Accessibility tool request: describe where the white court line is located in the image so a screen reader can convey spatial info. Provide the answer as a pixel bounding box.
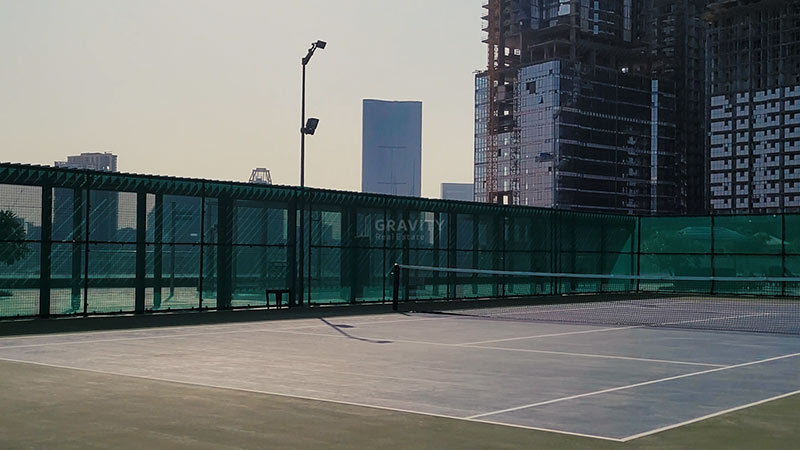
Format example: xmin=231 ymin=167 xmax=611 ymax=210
xmin=0 ymin=313 xmax=447 ymax=341
xmin=260 ymin=329 xmax=722 ymax=368
xmin=483 ymin=305 xmax=630 ymax=316
xmin=0 ymin=356 xmax=625 ymax=443
xmin=458 ymin=326 xmax=639 ymax=346
xmin=0 ymin=316 xmax=451 ymax=350
xmin=481 ymin=299 xmax=707 ymax=317
xmin=466 ymin=352 xmax=800 ymax=420
xmin=459 ymin=311 xmax=787 ymax=346
xmin=0 ymin=321 xmax=245 ymax=341
xmin=662 ymin=313 xmax=774 ymax=326
xmin=0 ymin=313 xmax=759 ymax=368
xmin=0 ymin=322 xmax=727 ymax=368
xmin=462 ymin=345 xmax=725 ymax=368
xmin=276 ymin=315 xmax=451 ymax=330
xmin=620 ymin=389 xmax=800 ymax=442
xmin=2 ymin=326 xmax=795 ymax=441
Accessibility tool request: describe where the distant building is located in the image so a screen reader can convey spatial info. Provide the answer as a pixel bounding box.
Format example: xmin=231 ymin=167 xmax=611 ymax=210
xmin=476 ymin=1 xmax=684 ymax=215
xmin=441 ymin=183 xmax=473 ymax=202
xmin=55 ymin=152 xmax=118 ymax=172
xmin=476 ymin=63 xmax=678 ymax=214
xmin=362 ymin=99 xmax=422 ymax=197
xmin=145 ymin=196 xmax=202 ymax=244
xmin=706 ymin=0 xmax=800 ymax=213
xmin=24 ymin=221 xmax=42 ymax=241
xmin=650 ymin=0 xmax=710 ymax=214
xmin=53 ymin=152 xmax=119 ymax=242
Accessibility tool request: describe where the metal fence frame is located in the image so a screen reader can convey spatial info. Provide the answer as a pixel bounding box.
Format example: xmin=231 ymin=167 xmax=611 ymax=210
xmin=2 ymin=162 xmax=795 ymax=320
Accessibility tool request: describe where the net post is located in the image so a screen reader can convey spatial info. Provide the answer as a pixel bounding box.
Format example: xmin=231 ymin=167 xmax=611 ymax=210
xmin=392 ymin=263 xmax=401 ymax=311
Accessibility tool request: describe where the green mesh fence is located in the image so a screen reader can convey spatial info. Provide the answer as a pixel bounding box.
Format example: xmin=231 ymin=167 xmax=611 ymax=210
xmin=393 ymin=266 xmax=800 ymax=334
xmin=0 ymin=162 xmax=797 ymax=319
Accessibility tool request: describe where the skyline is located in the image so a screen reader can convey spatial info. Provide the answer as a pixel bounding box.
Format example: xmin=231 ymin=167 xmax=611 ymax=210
xmin=0 ymin=0 xmax=484 ymax=199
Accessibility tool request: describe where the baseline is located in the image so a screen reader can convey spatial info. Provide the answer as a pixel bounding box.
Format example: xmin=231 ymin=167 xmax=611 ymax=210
xmin=466 ymin=352 xmax=800 ymax=420
xmin=0 ymin=357 xmax=625 ymax=443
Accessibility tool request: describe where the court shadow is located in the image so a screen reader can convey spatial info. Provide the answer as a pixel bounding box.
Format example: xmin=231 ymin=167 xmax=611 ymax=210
xmin=319 ymin=318 xmax=393 ymax=344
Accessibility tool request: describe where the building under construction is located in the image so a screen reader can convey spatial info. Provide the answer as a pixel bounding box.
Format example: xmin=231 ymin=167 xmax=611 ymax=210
xmin=649 ymin=1 xmax=710 ymax=214
xmin=474 ymin=1 xmax=688 ymax=214
xmin=706 ymin=0 xmax=800 ymax=213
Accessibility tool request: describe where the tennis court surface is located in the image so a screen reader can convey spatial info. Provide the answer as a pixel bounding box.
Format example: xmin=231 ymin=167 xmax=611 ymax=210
xmin=1 ymin=310 xmax=798 ymax=444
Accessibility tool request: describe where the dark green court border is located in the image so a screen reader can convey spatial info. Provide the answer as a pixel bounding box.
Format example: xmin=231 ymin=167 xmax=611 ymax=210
xmin=0 ymin=359 xmax=797 ymax=450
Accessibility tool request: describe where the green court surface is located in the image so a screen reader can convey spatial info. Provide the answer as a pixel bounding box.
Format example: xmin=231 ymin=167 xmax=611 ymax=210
xmin=0 ymin=359 xmax=798 ymax=450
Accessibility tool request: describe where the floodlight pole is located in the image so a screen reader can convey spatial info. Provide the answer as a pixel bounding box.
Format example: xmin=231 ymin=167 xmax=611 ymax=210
xmin=298 ymin=40 xmax=325 ymax=307
xmin=298 ymin=56 xmax=307 ymax=308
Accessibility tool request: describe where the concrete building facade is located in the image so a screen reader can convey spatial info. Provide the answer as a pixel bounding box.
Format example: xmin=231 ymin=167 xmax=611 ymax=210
xmin=706 ymin=0 xmax=800 ymax=213
xmin=55 ymin=152 xmax=118 ymax=173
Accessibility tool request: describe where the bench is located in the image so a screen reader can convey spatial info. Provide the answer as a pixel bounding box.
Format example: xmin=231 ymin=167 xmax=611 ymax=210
xmin=265 ymin=289 xmax=291 ymax=309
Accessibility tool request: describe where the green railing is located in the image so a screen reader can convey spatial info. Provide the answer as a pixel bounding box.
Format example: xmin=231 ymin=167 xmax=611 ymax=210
xmin=0 ymin=162 xmax=796 ymax=319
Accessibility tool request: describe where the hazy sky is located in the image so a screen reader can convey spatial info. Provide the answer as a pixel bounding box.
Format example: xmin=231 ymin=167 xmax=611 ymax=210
xmin=0 ymin=0 xmax=484 ymax=198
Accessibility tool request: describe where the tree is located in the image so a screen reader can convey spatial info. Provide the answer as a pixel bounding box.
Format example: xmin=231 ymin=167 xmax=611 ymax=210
xmin=0 ymin=210 xmax=29 ymax=266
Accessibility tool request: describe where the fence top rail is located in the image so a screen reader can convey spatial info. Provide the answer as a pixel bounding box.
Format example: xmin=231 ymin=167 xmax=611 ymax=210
xmin=0 ymin=162 xmax=639 ymax=219
xmin=396 ymin=264 xmax=800 ymax=284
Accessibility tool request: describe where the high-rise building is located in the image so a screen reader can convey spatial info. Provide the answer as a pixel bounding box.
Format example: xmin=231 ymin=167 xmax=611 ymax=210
xmin=706 ymin=0 xmax=800 ymax=213
xmin=53 ymin=152 xmax=119 ymax=242
xmin=441 ymin=183 xmax=474 ymax=202
xmin=475 ymin=1 xmax=684 ymax=215
xmin=649 ymin=0 xmax=710 ymax=214
xmin=362 ymin=99 xmax=422 ymax=197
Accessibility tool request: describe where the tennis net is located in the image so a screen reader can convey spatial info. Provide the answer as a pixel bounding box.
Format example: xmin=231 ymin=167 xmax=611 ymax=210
xmin=390 ymin=264 xmax=800 ymax=335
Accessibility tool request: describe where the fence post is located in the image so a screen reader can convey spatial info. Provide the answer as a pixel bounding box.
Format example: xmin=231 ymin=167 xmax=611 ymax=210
xmin=134 ymin=190 xmax=147 ymax=314
xmin=392 ymin=263 xmax=400 ymax=311
xmin=153 ymin=193 xmax=163 ymax=310
xmin=82 ymin=181 xmax=90 ymax=316
xmin=199 ymin=185 xmax=206 ymax=309
xmin=345 ymin=206 xmax=359 ymax=303
xmin=287 ymin=197 xmax=297 ymax=307
xmin=447 ymin=212 xmax=457 ymax=299
xmin=39 ymin=185 xmax=52 ymax=318
xmin=69 ymin=187 xmax=83 ymax=313
xmin=217 ymin=194 xmax=233 ymax=309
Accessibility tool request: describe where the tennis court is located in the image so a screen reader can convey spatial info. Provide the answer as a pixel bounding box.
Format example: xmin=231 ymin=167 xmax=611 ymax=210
xmin=1 ymin=307 xmax=798 ymax=443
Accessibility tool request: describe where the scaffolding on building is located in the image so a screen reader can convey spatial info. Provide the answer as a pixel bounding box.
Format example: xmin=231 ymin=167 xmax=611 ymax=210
xmin=475 ymin=1 xmax=686 ymax=214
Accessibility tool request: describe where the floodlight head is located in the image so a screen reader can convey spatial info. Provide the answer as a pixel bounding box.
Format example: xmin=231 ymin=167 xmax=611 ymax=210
xmin=302 ymin=40 xmax=327 ymax=65
xmin=303 ymin=118 xmax=320 ymax=135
